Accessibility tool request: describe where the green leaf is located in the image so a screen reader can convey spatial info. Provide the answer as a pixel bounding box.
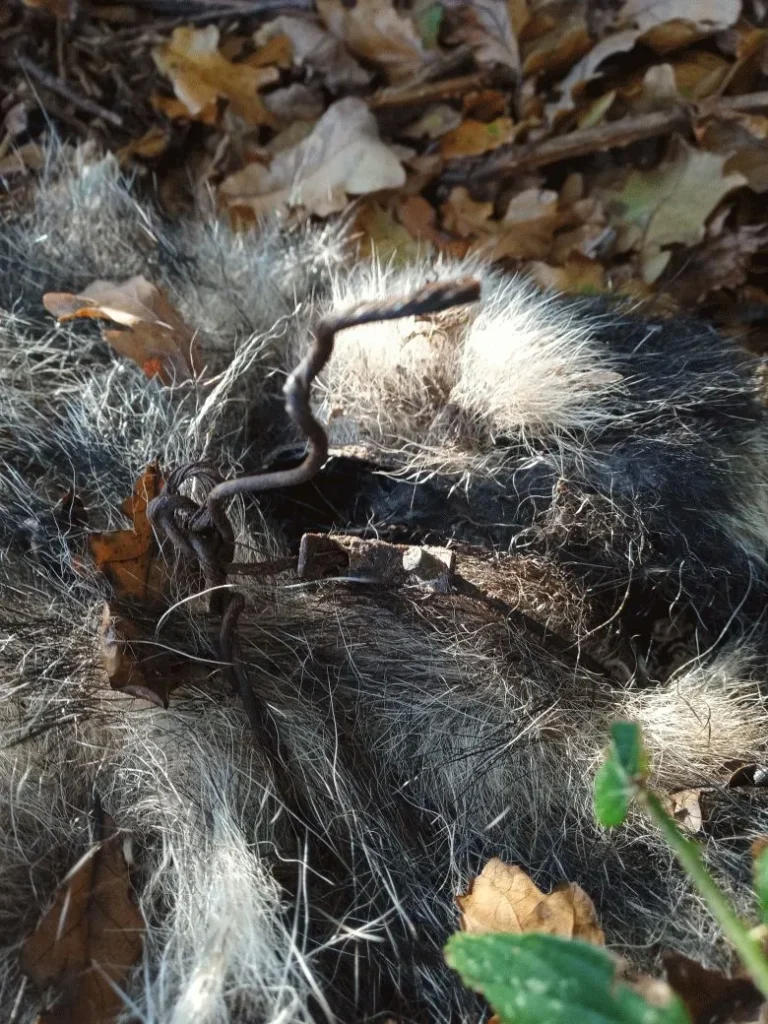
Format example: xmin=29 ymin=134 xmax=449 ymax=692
xmin=445 ymin=933 xmax=691 ymax=1024
xmin=610 ymin=722 xmax=646 ymax=778
xmin=594 ymin=758 xmax=632 ymax=828
xmin=594 ymin=722 xmax=649 ymax=828
xmin=416 ymin=2 xmax=444 ymax=48
xmin=755 ymin=847 xmax=768 ymax=924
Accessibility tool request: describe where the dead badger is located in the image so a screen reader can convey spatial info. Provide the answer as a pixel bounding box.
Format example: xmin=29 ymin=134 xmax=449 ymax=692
xmin=1 ymin=150 xmax=768 ymax=1024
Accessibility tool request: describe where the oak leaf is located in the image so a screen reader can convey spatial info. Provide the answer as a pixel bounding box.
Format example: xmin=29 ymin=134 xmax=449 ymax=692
xmin=88 ymin=464 xmax=170 ymax=604
xmin=153 ymin=26 xmax=277 ymax=125
xmin=99 ymin=602 xmax=186 ymax=707
xmin=356 ymin=202 xmax=427 ymax=264
xmin=317 ymin=0 xmax=431 ymax=83
xmin=220 ymin=97 xmax=407 ymax=218
xmin=44 ymin=276 xmax=199 ymax=384
xmin=596 ymin=136 xmax=746 ymax=282
xmin=255 ymin=15 xmax=371 ymax=92
xmin=443 ymin=0 xmax=522 ymax=74
xmin=457 ymin=858 xmax=605 ymax=944
xmin=440 ymin=117 xmax=516 ymax=158
xmin=151 ymin=91 xmax=218 ymax=124
xmin=22 ymin=810 xmax=144 ymax=1024
xmin=116 ymin=125 xmax=171 ymax=165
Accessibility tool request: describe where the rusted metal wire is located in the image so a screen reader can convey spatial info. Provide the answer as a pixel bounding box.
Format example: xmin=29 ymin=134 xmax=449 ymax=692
xmin=147 ymin=276 xmax=481 ymax=761
xmin=149 ymin=277 xmax=481 ymax=566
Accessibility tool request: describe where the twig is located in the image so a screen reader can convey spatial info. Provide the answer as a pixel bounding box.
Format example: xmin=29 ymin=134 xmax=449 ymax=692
xmin=442 ymin=90 xmax=768 ymax=184
xmin=17 ymin=55 xmax=123 ymax=128
xmin=105 ymin=0 xmax=313 ymax=36
xmin=370 ymin=71 xmax=490 ymax=110
xmin=442 ymin=108 xmax=689 ymax=183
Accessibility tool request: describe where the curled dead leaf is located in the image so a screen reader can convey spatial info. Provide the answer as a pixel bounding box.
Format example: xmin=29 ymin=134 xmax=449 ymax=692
xmin=457 ymin=857 xmax=605 ymax=944
xmin=44 ymin=275 xmax=200 ymax=384
xmin=22 ymin=808 xmax=144 ymax=1024
xmin=88 ymin=464 xmax=170 ymax=604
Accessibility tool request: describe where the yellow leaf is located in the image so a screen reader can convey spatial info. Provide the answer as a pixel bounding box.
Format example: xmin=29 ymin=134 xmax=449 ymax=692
xmin=440 ymin=117 xmax=515 ymax=158
xmin=244 ymin=32 xmax=293 ymax=69
xmin=153 ymin=25 xmax=277 ymax=125
xmin=457 ymin=858 xmax=605 ymax=944
xmin=22 ymin=810 xmax=144 ymax=1024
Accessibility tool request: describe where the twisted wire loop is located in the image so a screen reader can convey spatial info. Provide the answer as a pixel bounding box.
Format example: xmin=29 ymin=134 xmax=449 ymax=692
xmin=146 ymin=277 xmax=481 ymax=756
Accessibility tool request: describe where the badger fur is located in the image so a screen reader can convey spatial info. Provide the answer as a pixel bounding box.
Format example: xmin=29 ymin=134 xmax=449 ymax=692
xmin=1 ymin=148 xmax=767 ymax=1024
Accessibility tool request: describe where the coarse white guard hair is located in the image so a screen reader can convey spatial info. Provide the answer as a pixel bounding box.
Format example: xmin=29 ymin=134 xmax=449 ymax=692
xmin=0 ymin=148 xmax=767 ymax=1023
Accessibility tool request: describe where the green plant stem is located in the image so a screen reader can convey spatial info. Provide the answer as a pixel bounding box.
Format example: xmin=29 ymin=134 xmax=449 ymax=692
xmin=642 ymin=791 xmax=768 ymax=1000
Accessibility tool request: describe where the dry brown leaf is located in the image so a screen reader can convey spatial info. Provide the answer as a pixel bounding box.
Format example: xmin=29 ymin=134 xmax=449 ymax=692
xmin=663 ymin=952 xmax=764 ymax=1024
xmin=660 ymin=225 xmax=768 ymax=304
xmin=662 ymin=789 xmax=703 ymax=834
xmin=457 ymin=858 xmax=605 ymax=943
xmin=44 ymin=276 xmax=199 ymax=384
xmin=440 ymin=117 xmax=516 ymax=158
xmin=317 ymin=0 xmax=431 ymax=83
xmin=0 ymin=141 xmax=45 ymax=177
xmin=440 ymin=186 xmax=494 ymax=238
xmin=549 ymin=29 xmax=640 ymax=119
xmin=356 ymin=202 xmax=428 ymax=263
xmin=619 ymin=0 xmax=740 ymax=35
xmin=117 ymin=125 xmax=171 ymax=165
xmin=244 ymin=33 xmax=293 ymax=69
xmin=264 ymin=84 xmax=325 ymax=123
xmin=21 ymin=0 xmax=69 ymax=16
xmin=529 ymin=256 xmax=607 ymax=293
xmin=220 ymin=97 xmax=407 ymax=218
xmin=522 ymin=12 xmax=591 ymax=77
xmin=153 ymin=26 xmax=277 ymax=125
xmin=397 ymin=195 xmax=469 ymax=256
xmin=595 ymin=136 xmax=746 ymax=282
xmin=699 ymin=116 xmax=768 ymax=194
xmin=443 ymin=0 xmax=521 ymax=74
xmin=22 ymin=810 xmax=144 ymax=1024
xmin=99 ymin=603 xmax=183 ymax=707
xmin=88 ymin=464 xmax=170 ymax=604
xmin=151 ymin=92 xmax=219 ymax=124
xmin=254 ymin=16 xmax=371 ymax=92
xmin=403 ymin=104 xmax=463 ymax=140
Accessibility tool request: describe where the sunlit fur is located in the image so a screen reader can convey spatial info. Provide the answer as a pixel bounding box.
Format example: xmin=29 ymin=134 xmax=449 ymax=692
xmin=0 ymin=150 xmax=767 ymax=1023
